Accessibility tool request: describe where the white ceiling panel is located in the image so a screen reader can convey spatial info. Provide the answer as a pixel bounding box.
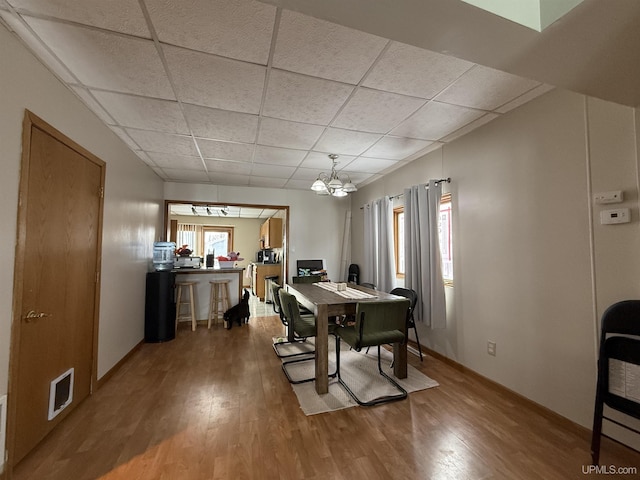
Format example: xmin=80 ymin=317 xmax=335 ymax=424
xmin=435 ymin=64 xmax=541 ymax=110
xmin=254 ymin=145 xmax=306 ymax=166
xmin=257 ymin=117 xmax=325 ymax=150
xmin=10 ymin=0 xmax=151 ymax=37
xmin=3 ymin=0 xmax=569 ymax=192
xmin=145 ymin=0 xmax=276 ymax=64
xmin=164 ymin=45 xmax=266 ymax=113
xmin=196 ymin=139 xmax=254 ymax=162
xmin=363 ymin=41 xmax=474 ymax=99
xmin=147 ymin=152 xmax=204 ymax=170
xmin=263 ymin=69 xmax=354 ymax=124
xmin=93 ymin=91 xmax=188 ymax=134
xmin=364 ymin=136 xmax=433 ymax=160
xmin=184 ymin=104 xmax=259 ymax=143
xmin=315 ymin=128 xmax=382 ymax=156
xmin=392 ymin=101 xmax=486 ymax=141
xmin=273 ymin=9 xmax=387 ymax=84
xmin=332 ymin=88 xmax=425 ymax=134
xmin=23 ymin=17 xmax=174 ymax=98
xmin=127 ymin=130 xmax=198 ymax=156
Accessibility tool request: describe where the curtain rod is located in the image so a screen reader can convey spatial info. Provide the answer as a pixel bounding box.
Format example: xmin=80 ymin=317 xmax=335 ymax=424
xmin=360 ymin=178 xmax=452 ymax=207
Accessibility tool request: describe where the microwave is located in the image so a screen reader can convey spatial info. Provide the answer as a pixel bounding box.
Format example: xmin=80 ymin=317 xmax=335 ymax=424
xmin=257 ymin=249 xmax=277 ymax=263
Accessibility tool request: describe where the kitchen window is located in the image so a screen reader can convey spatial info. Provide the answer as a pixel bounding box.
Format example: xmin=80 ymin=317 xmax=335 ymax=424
xmin=202 ymin=227 xmax=234 ymax=258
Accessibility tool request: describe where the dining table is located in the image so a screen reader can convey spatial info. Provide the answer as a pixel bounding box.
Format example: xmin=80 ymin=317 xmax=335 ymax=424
xmin=286 ymin=282 xmax=409 ymax=394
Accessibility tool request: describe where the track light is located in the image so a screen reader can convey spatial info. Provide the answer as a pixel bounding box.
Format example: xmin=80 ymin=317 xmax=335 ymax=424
xmin=191 ymin=206 xmax=198 ymax=215
xmin=206 ymin=207 xmax=213 ymax=215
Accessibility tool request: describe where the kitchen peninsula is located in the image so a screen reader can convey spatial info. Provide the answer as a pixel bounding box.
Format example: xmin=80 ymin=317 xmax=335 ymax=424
xmin=174 ymin=266 xmax=244 ymax=324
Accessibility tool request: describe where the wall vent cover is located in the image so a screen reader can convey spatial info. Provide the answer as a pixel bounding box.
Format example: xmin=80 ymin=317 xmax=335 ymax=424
xmin=48 ymin=368 xmax=74 ymax=421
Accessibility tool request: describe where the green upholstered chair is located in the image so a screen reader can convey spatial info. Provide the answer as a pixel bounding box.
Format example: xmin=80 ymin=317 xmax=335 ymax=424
xmin=278 ymin=289 xmax=338 ymax=384
xmin=336 ymin=299 xmax=410 ymax=406
xmin=272 ymin=283 xmax=315 ymax=359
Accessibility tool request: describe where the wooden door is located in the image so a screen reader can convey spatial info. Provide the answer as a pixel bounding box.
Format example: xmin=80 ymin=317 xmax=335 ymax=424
xmin=8 ymin=112 xmax=104 ymax=465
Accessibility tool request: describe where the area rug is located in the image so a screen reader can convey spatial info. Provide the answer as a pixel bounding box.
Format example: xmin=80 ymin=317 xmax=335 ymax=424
xmin=274 ymin=338 xmax=439 ymax=415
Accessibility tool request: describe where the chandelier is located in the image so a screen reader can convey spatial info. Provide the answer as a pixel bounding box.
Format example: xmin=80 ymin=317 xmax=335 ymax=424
xmin=310 ymin=154 xmax=357 ymax=197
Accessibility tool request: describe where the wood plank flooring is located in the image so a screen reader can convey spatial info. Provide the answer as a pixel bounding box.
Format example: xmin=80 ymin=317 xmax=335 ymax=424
xmin=11 ymin=311 xmax=640 ymax=480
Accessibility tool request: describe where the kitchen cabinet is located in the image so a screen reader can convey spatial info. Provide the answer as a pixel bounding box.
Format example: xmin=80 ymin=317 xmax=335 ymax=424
xmin=251 ymin=263 xmax=281 ymax=301
xmin=260 ymin=217 xmax=283 ymax=249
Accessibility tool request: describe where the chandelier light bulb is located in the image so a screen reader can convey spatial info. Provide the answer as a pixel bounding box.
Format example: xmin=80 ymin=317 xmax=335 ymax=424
xmin=309 ymin=154 xmax=357 ymax=197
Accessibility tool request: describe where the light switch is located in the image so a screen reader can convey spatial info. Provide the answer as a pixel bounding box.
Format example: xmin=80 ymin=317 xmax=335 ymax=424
xmin=600 ymin=208 xmax=630 ymax=225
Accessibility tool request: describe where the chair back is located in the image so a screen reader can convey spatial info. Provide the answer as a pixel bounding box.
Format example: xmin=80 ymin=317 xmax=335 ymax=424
xmin=390 ymin=288 xmax=418 ymax=324
xmin=292 ymin=275 xmax=322 ymax=284
xmin=360 ymin=282 xmax=376 ymax=290
xmin=279 ymin=289 xmax=303 ymax=328
xmin=352 ymin=300 xmax=409 ymax=349
xmin=272 ymin=282 xmax=285 ymax=322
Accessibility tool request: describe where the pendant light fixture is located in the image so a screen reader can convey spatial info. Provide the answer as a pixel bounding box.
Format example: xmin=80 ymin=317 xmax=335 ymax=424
xmin=310 ymin=154 xmax=357 ymax=197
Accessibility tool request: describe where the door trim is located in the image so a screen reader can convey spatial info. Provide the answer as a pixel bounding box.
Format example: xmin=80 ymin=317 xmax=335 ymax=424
xmin=6 ymin=110 xmax=105 ymax=472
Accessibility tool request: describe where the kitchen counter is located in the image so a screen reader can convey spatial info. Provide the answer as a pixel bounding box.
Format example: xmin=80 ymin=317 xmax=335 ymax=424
xmin=174 ymin=267 xmax=245 ymax=324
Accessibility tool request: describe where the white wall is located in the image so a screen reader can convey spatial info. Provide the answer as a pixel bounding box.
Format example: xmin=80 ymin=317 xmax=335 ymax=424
xmin=164 ymin=183 xmax=350 ymax=282
xmin=0 ymin=24 xmax=165 ymax=388
xmin=351 ymin=88 xmax=640 ymax=433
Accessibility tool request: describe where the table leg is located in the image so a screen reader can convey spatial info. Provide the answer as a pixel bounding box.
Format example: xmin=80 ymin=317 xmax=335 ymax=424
xmin=393 ymin=341 xmax=408 ymax=379
xmin=315 ymin=303 xmax=329 ymax=394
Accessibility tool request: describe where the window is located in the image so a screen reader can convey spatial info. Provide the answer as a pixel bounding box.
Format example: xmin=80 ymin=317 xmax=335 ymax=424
xmin=202 ymin=227 xmax=234 ymax=258
xmin=393 ymin=193 xmax=453 ymax=285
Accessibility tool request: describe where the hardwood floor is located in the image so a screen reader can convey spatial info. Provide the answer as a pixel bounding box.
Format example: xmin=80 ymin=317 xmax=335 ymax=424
xmin=12 ymin=312 xmax=640 ymax=480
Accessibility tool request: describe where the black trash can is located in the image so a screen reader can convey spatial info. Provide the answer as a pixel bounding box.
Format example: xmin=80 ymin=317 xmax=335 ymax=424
xmin=145 ymin=270 xmax=176 ymax=342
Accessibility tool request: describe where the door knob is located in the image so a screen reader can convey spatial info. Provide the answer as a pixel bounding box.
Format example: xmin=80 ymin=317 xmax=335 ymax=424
xmin=23 ymin=310 xmax=52 ymax=322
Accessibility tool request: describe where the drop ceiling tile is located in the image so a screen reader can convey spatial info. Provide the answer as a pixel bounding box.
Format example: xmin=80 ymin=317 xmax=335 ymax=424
xmin=291 ymin=167 xmax=324 ymax=181
xmin=254 ymin=146 xmax=307 ymax=166
xmin=133 ymin=150 xmax=153 ymax=164
xmin=495 ymin=84 xmax=555 ymax=113
xmin=151 ymin=167 xmax=168 ymax=179
xmin=0 ymin=11 xmax=76 ymax=83
xmin=273 ymin=9 xmax=387 ymax=84
xmin=314 ymin=128 xmax=382 ymax=156
xmin=363 ymin=42 xmax=474 ymax=99
xmin=339 ymin=157 xmax=398 ymax=174
xmin=251 ymin=163 xmax=296 ymax=178
xmin=250 ymin=177 xmax=288 ymax=188
xmin=364 ymin=136 xmax=433 ymax=160
xmin=435 ymin=64 xmax=541 ymax=110
xmin=10 ymin=0 xmax=151 ymax=37
xmin=146 ymin=152 xmax=203 ymax=170
xmin=208 ymin=172 xmax=251 ymax=186
xmin=145 ymin=0 xmax=275 ymax=64
xmin=257 ymin=117 xmax=325 ymax=150
xmin=284 ymin=178 xmax=313 ymax=190
xmin=164 ymin=45 xmax=265 ymax=114
xmin=109 ymin=126 xmax=140 ymax=150
xmin=23 ymin=17 xmax=174 ymax=98
xmin=391 ymin=101 xmax=485 ymax=141
xmin=440 ymin=113 xmax=500 ymax=143
xmin=263 ymin=69 xmax=354 ymax=124
xmin=162 ymin=168 xmax=210 ymax=182
xmin=71 ymin=87 xmax=116 ymax=124
xmin=92 ymin=91 xmax=188 ymax=133
xmin=127 ymin=129 xmax=198 ymax=156
xmin=333 ymin=88 xmax=425 ymax=134
xmin=205 ymin=159 xmax=253 ymax=175
xmin=196 ymin=138 xmax=254 ymax=162
xmin=299 ymin=151 xmax=355 ymax=170
xmin=333 ymin=170 xmax=376 ymax=185
xmin=184 ymin=104 xmax=258 ymax=143
xmin=0 ymin=1 xmax=9 ymax=9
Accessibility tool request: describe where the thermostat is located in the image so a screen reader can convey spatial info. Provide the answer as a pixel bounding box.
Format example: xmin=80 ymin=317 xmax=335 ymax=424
xmin=600 ymin=208 xmax=630 ymax=225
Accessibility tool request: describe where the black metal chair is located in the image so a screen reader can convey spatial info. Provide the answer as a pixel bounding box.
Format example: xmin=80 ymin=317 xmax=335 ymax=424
xmin=348 ymin=264 xmax=360 ymax=284
xmin=272 ymin=283 xmax=314 ymax=359
xmin=360 ymin=282 xmax=376 ymax=290
xmin=335 ymin=299 xmax=410 ymax=406
xmin=591 ymin=300 xmax=640 ymax=465
xmin=390 ymin=288 xmax=423 ymax=361
xmin=278 ymin=289 xmax=338 ymax=384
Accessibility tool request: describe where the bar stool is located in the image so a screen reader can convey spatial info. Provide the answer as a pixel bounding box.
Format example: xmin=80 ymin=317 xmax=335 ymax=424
xmin=175 ymin=281 xmax=198 ymax=332
xmin=208 ymin=280 xmax=231 ymax=328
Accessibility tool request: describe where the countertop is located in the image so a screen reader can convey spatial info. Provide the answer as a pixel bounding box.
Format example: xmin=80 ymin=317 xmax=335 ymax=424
xmin=172 ymin=267 xmax=245 ymax=274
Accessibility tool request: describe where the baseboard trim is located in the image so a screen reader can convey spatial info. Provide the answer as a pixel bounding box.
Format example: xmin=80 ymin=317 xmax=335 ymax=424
xmin=422 ymin=345 xmax=592 ymax=441
xmin=96 ymin=340 xmax=144 ymax=390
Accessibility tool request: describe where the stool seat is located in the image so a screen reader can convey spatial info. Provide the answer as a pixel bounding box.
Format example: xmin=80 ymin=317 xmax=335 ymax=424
xmin=175 ymin=281 xmax=198 ymax=332
xmin=208 ymin=280 xmax=231 ymax=328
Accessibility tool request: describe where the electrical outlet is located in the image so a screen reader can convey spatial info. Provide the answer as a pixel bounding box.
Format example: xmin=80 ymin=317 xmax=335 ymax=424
xmin=594 ymin=190 xmax=623 ymax=204
xmin=487 ymin=341 xmax=496 ymax=356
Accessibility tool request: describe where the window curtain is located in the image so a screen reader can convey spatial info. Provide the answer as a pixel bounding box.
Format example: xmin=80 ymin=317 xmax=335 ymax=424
xmin=404 ymin=182 xmax=446 ymax=328
xmin=363 ymin=197 xmax=395 ymax=293
xmin=176 ymin=224 xmax=202 ymax=256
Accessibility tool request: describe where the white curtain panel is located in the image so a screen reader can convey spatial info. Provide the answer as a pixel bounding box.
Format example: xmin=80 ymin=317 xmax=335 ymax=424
xmin=363 ymin=197 xmax=395 ymax=292
xmin=404 ymin=182 xmax=446 ymax=328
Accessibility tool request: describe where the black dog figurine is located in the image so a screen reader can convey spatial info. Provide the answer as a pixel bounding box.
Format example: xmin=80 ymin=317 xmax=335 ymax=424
xmin=224 ymin=289 xmax=250 ymax=329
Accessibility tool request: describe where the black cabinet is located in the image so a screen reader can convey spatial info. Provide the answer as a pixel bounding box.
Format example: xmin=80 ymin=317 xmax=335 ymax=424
xmin=145 ymin=271 xmax=176 ymax=342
